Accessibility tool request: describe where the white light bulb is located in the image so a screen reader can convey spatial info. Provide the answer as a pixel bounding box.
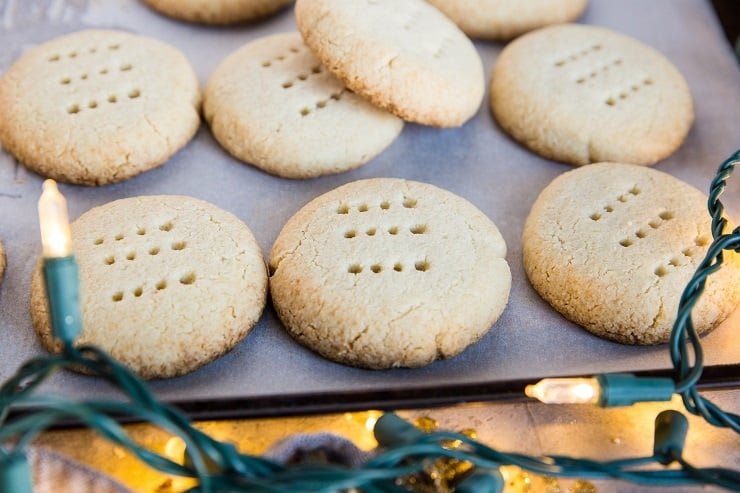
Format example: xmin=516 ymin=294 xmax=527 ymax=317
xmin=38 ymin=179 xmax=72 ymax=258
xmin=525 ymin=377 xmax=601 ymax=404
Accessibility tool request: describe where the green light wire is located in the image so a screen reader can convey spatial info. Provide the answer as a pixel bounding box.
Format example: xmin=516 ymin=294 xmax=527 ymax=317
xmin=669 ymin=150 xmax=740 ymax=432
xmin=1 ymin=152 xmax=740 ymax=492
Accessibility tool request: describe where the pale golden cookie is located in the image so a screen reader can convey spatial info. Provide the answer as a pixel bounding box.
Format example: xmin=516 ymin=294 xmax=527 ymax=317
xmin=426 ymin=0 xmax=588 ymax=40
xmin=0 ymin=30 xmax=201 ymax=186
xmin=30 ymin=195 xmax=268 ymax=379
xmin=490 ymin=24 xmax=693 ymax=166
xmin=269 ymin=178 xmax=511 ymax=369
xmin=522 ymin=163 xmax=740 ymax=344
xmin=142 ymin=0 xmax=292 ymax=24
xmin=295 ymin=0 xmax=484 ymax=128
xmin=204 ymin=32 xmax=403 ymax=179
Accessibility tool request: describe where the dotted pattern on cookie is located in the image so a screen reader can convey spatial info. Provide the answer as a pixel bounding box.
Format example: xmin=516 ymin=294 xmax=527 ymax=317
xmin=551 ymin=41 xmax=657 ymax=109
xmin=618 ymin=210 xmax=674 ymax=248
xmin=48 ymin=41 xmax=143 ymax=116
xmin=90 ymin=217 xmax=199 ymax=304
xmin=257 ymin=39 xmax=351 ymax=117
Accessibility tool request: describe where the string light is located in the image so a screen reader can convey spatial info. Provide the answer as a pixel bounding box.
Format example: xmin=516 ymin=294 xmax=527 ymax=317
xmin=0 ymin=152 xmax=738 ymax=492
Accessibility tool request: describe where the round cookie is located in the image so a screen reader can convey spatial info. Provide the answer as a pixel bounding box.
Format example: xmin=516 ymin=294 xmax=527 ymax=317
xmin=294 ymin=0 xmax=484 ymax=128
xmin=426 ymin=0 xmax=588 ymax=40
xmin=30 ymin=195 xmax=268 ymax=379
xmin=142 ymin=0 xmax=292 ymax=24
xmin=0 ymin=30 xmax=201 ymax=186
xmin=490 ymin=24 xmax=693 ymax=166
xmin=522 ymin=163 xmax=740 ymax=344
xmin=269 ymin=178 xmax=511 ymax=369
xmin=204 ymin=32 xmax=403 ymax=179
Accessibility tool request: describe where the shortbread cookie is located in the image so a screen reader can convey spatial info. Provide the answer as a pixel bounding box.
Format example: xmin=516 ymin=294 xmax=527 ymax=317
xmin=427 ymin=0 xmax=588 ymax=40
xmin=522 ymin=163 xmax=740 ymax=344
xmin=0 ymin=30 xmax=201 ymax=186
xmin=142 ymin=0 xmax=292 ymax=24
xmin=490 ymin=24 xmax=693 ymax=166
xmin=30 ymin=195 xmax=267 ymax=379
xmin=269 ymin=178 xmax=511 ymax=369
xmin=204 ymin=32 xmax=403 ymax=179
xmin=295 ymin=0 xmax=484 ymax=128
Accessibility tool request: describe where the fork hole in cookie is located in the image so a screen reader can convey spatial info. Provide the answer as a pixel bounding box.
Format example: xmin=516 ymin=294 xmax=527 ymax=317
xmin=344 ymin=230 xmax=356 ymax=239
xmin=136 ymin=227 xmax=146 ymax=235
xmin=93 ymin=237 xmax=104 ymax=245
xmin=128 ymin=89 xmax=141 ymax=99
xmin=159 ymin=222 xmax=173 ymax=232
xmin=659 ymin=211 xmax=674 ymax=221
xmin=115 ymin=233 xmax=124 ymax=241
xmin=112 ymin=291 xmax=123 ymax=302
xmin=380 ymin=201 xmax=390 ymax=210
xmin=590 ymin=213 xmax=601 ymax=221
xmin=654 ymin=266 xmax=668 ymax=277
xmin=403 ymin=198 xmax=417 ymax=208
xmin=120 ymin=63 xmax=132 ymax=71
xmin=104 ymin=255 xmax=115 ymax=265
xmin=108 ymin=95 xmax=117 ymax=103
xmin=635 ymin=229 xmax=647 ymax=239
xmin=67 ymin=104 xmax=80 ymax=114
xmin=358 ymin=203 xmax=369 ymax=212
xmin=414 ymin=260 xmax=430 ymax=272
xmin=695 ymin=236 xmax=710 ymax=247
xmin=365 ymin=228 xmax=376 ymax=236
xmin=171 ymin=241 xmax=186 ymax=251
xmin=300 ymin=107 xmax=311 ymax=116
xmin=393 ymin=263 xmax=403 ymax=272
xmin=156 ymin=280 xmax=167 ymax=290
xmin=149 ymin=247 xmax=160 ymax=255
xmin=60 ymin=77 xmax=71 ymax=85
xmin=99 ymin=68 xmax=108 ymax=75
xmin=180 ymin=272 xmax=196 ymax=285
xmin=88 ymin=100 xmax=98 ymax=109
xmin=629 ymin=186 xmax=641 ymax=196
xmin=133 ymin=287 xmax=143 ymax=297
xmin=370 ymin=264 xmax=382 ymax=273
xmin=648 ymin=219 xmax=661 ymax=229
xmin=669 ymin=257 xmax=681 ymax=267
xmin=109 ymin=44 xmax=120 ymax=50
xmin=618 ymin=194 xmax=628 ymax=203
xmin=336 ymin=204 xmax=349 ymax=215
xmin=282 ymin=81 xmax=293 ymax=89
xmin=48 ymin=54 xmax=61 ymax=62
xmin=619 ymin=238 xmax=633 ymax=247
xmin=311 ymin=65 xmax=322 ymax=74
xmin=410 ymin=224 xmax=427 ymax=234
xmin=348 ymin=264 xmax=362 ymax=274
xmin=388 ymin=226 xmax=399 ymax=235
xmin=126 ymin=252 xmax=136 ymax=261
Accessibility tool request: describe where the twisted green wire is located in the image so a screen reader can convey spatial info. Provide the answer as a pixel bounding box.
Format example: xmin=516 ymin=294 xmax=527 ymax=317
xmin=670 ymin=150 xmax=740 ymax=432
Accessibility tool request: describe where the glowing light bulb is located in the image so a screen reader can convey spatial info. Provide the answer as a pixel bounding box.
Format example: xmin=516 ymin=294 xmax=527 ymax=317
xmin=525 ymin=377 xmax=601 ymax=404
xmin=38 ymin=179 xmax=72 ymax=258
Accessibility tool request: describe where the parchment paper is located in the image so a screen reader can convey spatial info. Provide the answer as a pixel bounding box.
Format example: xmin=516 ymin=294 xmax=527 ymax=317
xmin=0 ymin=0 xmax=738 ymax=409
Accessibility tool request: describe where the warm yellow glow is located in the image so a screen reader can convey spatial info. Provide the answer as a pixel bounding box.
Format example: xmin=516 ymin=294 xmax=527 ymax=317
xmin=164 ymin=436 xmax=186 ymax=462
xmin=525 ymin=377 xmax=601 ymax=404
xmin=38 ymin=179 xmax=72 ymax=258
xmin=365 ymin=413 xmax=380 ymax=432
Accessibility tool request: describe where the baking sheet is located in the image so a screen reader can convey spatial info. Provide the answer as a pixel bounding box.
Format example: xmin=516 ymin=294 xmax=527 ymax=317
xmin=0 ymin=0 xmax=738 ymax=416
